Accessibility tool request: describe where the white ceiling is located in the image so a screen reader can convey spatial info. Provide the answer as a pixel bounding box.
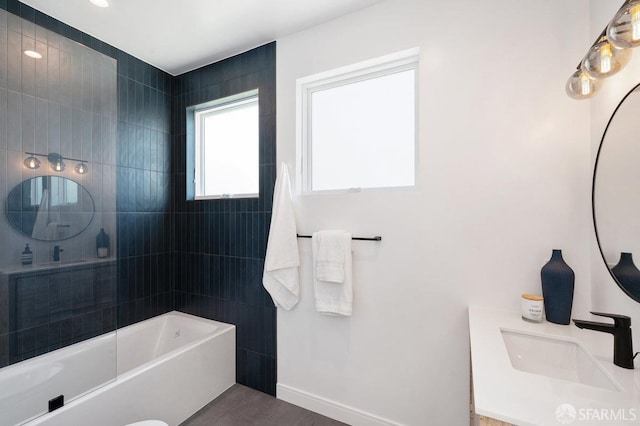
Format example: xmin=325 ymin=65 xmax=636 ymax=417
xmin=18 ymin=0 xmax=384 ymax=75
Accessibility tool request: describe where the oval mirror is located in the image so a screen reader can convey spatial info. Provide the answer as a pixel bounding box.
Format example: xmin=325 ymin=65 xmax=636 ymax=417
xmin=594 ymin=83 xmax=640 ymax=302
xmin=5 ymin=176 xmax=95 ymax=241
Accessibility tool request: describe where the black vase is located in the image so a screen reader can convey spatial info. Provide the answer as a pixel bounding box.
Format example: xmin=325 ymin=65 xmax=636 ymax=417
xmin=612 ymin=252 xmax=640 ymax=298
xmin=541 ymin=249 xmax=575 ymax=325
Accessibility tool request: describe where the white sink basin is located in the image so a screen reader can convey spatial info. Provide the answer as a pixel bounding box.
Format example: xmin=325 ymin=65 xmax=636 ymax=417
xmin=501 ymin=329 xmax=622 ymax=391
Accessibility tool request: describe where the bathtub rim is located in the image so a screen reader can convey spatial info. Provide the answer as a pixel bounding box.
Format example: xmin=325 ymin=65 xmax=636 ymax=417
xmin=10 ymin=311 xmax=235 ymax=426
xmin=116 ymin=311 xmax=235 ymax=377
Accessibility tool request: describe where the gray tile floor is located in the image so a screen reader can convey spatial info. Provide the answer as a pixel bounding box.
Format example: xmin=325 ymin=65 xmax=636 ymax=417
xmin=180 ymin=384 xmax=348 ymax=426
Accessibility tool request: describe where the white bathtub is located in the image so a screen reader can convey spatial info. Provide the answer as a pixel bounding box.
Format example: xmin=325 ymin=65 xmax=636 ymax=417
xmin=0 ymin=311 xmax=235 ymax=426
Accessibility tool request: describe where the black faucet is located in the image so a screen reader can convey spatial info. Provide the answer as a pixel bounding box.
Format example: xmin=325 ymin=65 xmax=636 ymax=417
xmin=573 ymin=312 xmax=635 ymax=369
xmin=53 ymin=245 xmax=63 ymax=262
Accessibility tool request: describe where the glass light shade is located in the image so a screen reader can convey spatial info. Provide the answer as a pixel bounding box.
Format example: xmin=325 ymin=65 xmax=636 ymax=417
xmin=51 ymin=157 xmax=67 ymax=172
xmin=607 ymin=0 xmax=640 ymax=48
xmin=51 ymin=159 xmax=65 ymax=172
xmin=24 ymin=156 xmax=41 ymax=169
xmin=566 ymin=70 xmax=601 ymax=100
xmin=47 ymin=153 xmax=66 ymax=172
xmin=75 ymin=162 xmax=88 ymax=174
xmin=581 ymin=39 xmax=631 ymax=79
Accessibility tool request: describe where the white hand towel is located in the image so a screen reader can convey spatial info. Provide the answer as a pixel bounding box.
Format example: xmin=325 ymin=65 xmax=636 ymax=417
xmin=45 ymin=222 xmax=59 ymax=240
xmin=315 ymin=230 xmax=346 ymax=283
xmin=262 ymin=163 xmax=300 ymax=310
xmin=313 ymin=231 xmax=353 ymax=316
xmin=31 ymin=189 xmax=49 ymax=239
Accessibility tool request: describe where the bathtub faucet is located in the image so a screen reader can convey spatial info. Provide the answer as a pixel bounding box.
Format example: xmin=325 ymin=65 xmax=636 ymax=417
xmin=53 ymin=245 xmax=63 ymax=262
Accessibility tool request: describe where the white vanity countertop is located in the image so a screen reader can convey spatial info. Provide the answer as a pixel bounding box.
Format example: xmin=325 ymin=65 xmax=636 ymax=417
xmin=0 ymin=257 xmax=115 ymax=275
xmin=469 ymin=306 xmax=640 ymax=425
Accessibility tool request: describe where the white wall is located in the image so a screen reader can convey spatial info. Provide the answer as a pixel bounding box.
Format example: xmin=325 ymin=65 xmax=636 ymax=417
xmin=276 ymin=0 xmax=592 ymax=424
xmin=590 ymin=0 xmax=640 ymax=344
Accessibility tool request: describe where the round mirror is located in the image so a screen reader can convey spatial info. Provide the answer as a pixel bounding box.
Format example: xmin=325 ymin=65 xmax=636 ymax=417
xmin=594 ymin=83 xmax=640 ymax=302
xmin=5 ymin=176 xmax=95 ymax=241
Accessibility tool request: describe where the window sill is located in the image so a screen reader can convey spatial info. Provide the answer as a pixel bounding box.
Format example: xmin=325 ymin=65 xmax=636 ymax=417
xmin=192 ymin=193 xmax=259 ymax=201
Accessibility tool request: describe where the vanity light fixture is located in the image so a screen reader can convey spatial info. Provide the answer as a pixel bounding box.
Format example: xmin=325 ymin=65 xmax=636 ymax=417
xmin=74 ymin=162 xmax=89 ymax=175
xmin=566 ymin=69 xmax=601 ymax=100
xmin=23 ymin=155 xmax=41 ymax=169
xmin=568 ymin=0 xmax=640 ymax=99
xmin=23 ymin=50 xmax=42 ymax=59
xmin=89 ymin=0 xmax=110 ymax=7
xmin=49 ymin=153 xmax=66 ymax=172
xmin=23 ymin=152 xmax=89 ymax=174
xmin=608 ymin=0 xmax=640 ymax=48
xmin=581 ymin=36 xmax=631 ymax=79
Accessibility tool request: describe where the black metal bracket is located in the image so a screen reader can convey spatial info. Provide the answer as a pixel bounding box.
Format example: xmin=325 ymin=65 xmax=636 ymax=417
xmin=297 ymin=234 xmax=381 ymax=241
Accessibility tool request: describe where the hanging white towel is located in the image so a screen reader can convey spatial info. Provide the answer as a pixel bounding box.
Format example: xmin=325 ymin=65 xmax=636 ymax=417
xmin=31 ymin=189 xmax=49 ymax=239
xmin=312 ymin=231 xmax=353 ymax=316
xmin=262 ymin=163 xmax=300 ymax=310
xmin=45 ymin=222 xmax=59 ymax=240
xmin=315 ymin=230 xmax=346 ymax=283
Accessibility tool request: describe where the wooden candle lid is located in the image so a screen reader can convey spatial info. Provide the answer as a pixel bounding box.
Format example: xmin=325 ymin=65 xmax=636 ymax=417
xmin=521 ymin=293 xmax=543 ymax=301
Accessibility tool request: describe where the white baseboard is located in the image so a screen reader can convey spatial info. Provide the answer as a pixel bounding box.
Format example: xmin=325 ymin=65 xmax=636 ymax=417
xmin=276 ymin=383 xmax=404 ymax=426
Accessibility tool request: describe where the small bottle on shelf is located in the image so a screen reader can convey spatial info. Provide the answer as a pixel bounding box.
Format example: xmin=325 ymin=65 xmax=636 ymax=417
xmin=96 ymin=228 xmax=110 ymax=258
xmin=21 ymin=244 xmax=33 ymax=265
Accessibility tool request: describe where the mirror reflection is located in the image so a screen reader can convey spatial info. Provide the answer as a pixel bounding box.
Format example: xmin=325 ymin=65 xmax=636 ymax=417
xmin=6 ymin=176 xmax=95 ymax=241
xmin=594 ymin=83 xmax=640 ymax=302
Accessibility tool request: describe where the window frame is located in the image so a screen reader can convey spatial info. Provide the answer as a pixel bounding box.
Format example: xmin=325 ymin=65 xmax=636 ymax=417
xmin=296 ymin=48 xmax=420 ymax=195
xmin=186 ymin=89 xmax=260 ymax=201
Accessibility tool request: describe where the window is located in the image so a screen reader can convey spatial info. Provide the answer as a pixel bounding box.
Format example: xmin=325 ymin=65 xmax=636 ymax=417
xmin=297 ymin=48 xmax=419 ymax=193
xmin=29 ymin=176 xmax=78 ymax=206
xmin=49 ymin=177 xmax=79 ymax=206
xmin=187 ymin=89 xmax=259 ymax=199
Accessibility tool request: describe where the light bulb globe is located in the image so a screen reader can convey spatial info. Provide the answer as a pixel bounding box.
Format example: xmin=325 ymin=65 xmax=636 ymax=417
xmin=47 ymin=153 xmax=66 ymax=172
xmin=51 ymin=160 xmax=65 ymax=172
xmin=607 ymin=0 xmax=640 ymax=48
xmin=581 ymin=39 xmax=631 ymax=79
xmin=566 ymin=70 xmax=601 ymax=100
xmin=75 ymin=162 xmax=89 ymax=174
xmin=23 ymin=156 xmax=40 ymax=169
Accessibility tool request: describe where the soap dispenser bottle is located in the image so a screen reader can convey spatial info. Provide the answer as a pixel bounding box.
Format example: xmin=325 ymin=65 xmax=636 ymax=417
xmin=21 ymin=244 xmax=33 ymax=265
xmin=96 ymin=228 xmax=110 ymax=258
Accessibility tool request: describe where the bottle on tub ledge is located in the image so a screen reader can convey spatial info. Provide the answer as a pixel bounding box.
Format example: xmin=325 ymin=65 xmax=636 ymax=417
xmin=21 ymin=243 xmax=33 ymax=265
xmin=96 ymin=228 xmax=110 ymax=258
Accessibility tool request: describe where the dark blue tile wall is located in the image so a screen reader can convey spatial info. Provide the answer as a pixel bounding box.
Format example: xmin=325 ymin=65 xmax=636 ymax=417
xmin=0 ymin=6 xmax=121 ymax=365
xmin=0 ymin=0 xmax=174 ymax=366
xmin=173 ymin=43 xmax=277 ymax=396
xmin=113 ymin=42 xmax=174 ymax=329
xmin=7 ymin=263 xmax=116 ymax=363
xmin=0 ymin=4 xmax=277 ymax=398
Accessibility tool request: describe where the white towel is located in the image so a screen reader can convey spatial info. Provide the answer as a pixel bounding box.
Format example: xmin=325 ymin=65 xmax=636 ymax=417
xmin=45 ymin=222 xmax=59 ymax=240
xmin=315 ymin=230 xmax=346 ymax=283
xmin=312 ymin=231 xmax=353 ymax=316
xmin=31 ymin=188 xmax=49 ymax=239
xmin=262 ymin=163 xmax=300 ymax=310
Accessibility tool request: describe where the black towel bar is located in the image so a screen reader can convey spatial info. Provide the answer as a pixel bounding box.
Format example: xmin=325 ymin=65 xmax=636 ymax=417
xmin=296 ymin=234 xmax=381 ymax=241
